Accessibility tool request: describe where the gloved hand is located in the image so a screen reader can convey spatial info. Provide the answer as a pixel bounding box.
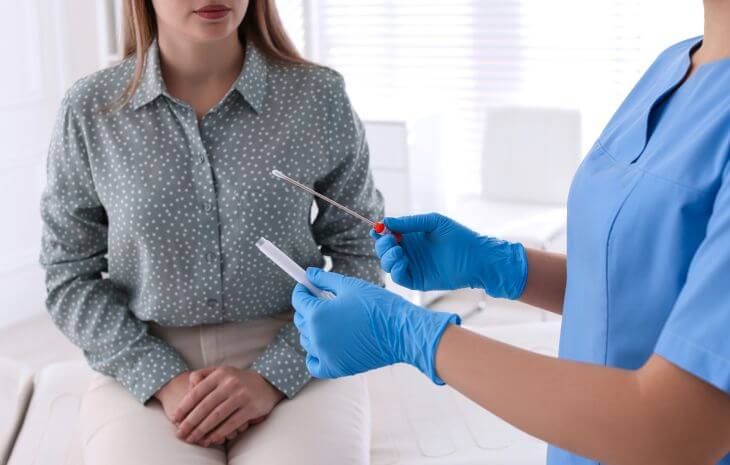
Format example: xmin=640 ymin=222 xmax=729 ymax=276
xmin=291 ymin=268 xmax=460 ymax=383
xmin=371 ymin=213 xmax=528 ymax=299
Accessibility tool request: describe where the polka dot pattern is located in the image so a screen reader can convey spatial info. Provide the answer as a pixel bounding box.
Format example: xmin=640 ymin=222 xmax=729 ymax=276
xmin=40 ymin=40 xmax=384 ymax=403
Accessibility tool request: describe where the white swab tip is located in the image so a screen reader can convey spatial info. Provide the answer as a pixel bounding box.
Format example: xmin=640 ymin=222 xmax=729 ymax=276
xmin=271 ymin=169 xmax=285 ymax=179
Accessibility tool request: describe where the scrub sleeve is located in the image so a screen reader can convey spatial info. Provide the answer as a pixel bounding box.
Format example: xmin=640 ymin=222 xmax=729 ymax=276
xmin=655 ymin=160 xmax=730 ymax=394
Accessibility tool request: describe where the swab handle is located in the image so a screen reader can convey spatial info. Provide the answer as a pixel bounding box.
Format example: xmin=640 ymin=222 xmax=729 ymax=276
xmin=255 ymin=238 xmax=334 ymax=300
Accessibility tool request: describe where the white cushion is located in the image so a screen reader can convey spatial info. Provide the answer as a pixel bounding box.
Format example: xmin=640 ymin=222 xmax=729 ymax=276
xmin=7 ymin=362 xmax=93 ymax=465
xmin=0 ymin=359 xmax=32 ymax=465
xmin=367 ymin=321 xmax=561 ymax=465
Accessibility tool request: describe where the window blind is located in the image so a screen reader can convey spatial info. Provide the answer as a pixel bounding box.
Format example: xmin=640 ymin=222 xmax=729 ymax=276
xmin=305 ymin=0 xmax=702 ymax=194
xmin=276 ymin=0 xmax=308 ymax=54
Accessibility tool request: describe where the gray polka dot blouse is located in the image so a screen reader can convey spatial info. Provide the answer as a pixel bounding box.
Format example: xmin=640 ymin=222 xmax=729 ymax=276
xmin=39 ymin=40 xmax=384 ymax=404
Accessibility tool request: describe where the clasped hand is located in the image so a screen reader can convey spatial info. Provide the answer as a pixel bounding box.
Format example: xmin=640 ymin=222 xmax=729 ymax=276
xmin=155 ymin=366 xmax=283 ymax=447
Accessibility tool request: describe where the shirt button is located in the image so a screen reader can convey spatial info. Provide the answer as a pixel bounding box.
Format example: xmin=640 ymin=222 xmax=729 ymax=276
xmin=206 ymin=252 xmax=217 ymax=264
xmin=206 ymin=298 xmax=218 ymax=309
xmin=198 ymin=153 xmax=206 ymax=164
xmin=203 ymin=201 xmax=213 ymax=212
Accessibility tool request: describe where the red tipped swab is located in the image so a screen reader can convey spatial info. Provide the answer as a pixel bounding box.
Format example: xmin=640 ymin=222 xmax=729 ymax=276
xmin=271 ymin=169 xmax=401 ymax=242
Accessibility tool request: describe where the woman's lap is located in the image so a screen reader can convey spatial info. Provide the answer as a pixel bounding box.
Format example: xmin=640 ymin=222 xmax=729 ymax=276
xmin=80 ymin=374 xmax=225 ymax=465
xmin=228 ymin=376 xmax=370 ymax=465
xmin=80 ymin=373 xmax=370 ymax=465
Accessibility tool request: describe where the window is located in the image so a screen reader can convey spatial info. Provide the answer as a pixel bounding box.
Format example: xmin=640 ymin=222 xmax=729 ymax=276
xmin=276 ymin=0 xmax=308 ymax=54
xmin=305 ymin=0 xmax=703 ymax=194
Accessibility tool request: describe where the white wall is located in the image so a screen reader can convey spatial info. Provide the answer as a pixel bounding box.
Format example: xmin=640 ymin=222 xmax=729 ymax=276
xmin=0 ymin=0 xmax=105 ymax=328
xmin=0 ymin=1 xmax=707 ymax=327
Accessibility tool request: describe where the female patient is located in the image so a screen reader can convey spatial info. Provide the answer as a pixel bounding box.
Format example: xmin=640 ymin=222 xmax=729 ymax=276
xmin=40 ymin=0 xmax=381 ymax=463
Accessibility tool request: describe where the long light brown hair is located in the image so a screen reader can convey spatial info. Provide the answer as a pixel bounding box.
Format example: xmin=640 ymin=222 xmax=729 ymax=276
xmin=117 ymin=0 xmax=308 ymax=108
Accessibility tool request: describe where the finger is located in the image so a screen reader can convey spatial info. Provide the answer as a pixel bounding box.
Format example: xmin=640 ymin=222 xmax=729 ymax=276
xmin=369 ymin=229 xmax=380 ymax=241
xmin=374 ymin=234 xmax=398 ymax=258
xmin=292 ymin=283 xmax=322 ymax=317
xmin=293 ymin=310 xmax=305 ymax=329
xmin=202 ymin=407 xmax=254 ymax=447
xmin=299 ymin=332 xmax=314 ymax=354
xmin=308 ymin=354 xmax=336 ymax=379
xmin=186 ymin=396 xmax=242 ymax=444
xmin=384 ymin=214 xmax=442 ymax=234
xmin=305 ymin=268 xmax=346 ymax=293
xmin=307 ymin=353 xmax=334 ymax=379
xmin=176 ymin=377 xmax=228 ymax=438
xmin=380 ymin=246 xmax=404 ymax=273
xmin=306 ymin=353 xmax=321 ymax=377
xmin=189 ymin=366 xmax=216 ymax=387
xmin=174 ymin=369 xmax=222 ymax=423
xmin=249 ymin=414 xmax=268 ymax=426
xmin=390 ymin=258 xmax=413 ymax=288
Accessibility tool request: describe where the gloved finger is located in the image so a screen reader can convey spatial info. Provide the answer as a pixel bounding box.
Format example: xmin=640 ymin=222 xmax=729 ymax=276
xmin=390 ymin=258 xmax=413 ymax=288
xmin=306 ymin=354 xmax=325 ymax=378
xmin=293 ymin=310 xmax=305 ymax=330
xmin=380 ymin=246 xmax=404 ymax=273
xmin=374 ymin=234 xmax=398 ymax=258
xmin=299 ymin=333 xmax=314 ymax=354
xmin=291 ymin=283 xmax=322 ymax=316
xmin=384 ymin=213 xmax=443 ymax=234
xmin=369 ymin=229 xmax=380 ymax=241
xmin=306 ymin=267 xmax=347 ymax=293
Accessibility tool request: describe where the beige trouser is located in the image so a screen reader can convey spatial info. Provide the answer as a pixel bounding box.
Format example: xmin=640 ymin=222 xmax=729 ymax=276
xmin=79 ymin=316 xmax=371 ymax=465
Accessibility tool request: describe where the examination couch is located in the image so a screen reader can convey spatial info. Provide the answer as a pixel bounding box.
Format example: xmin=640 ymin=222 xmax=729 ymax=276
xmin=2 ymin=322 xmax=560 ymax=465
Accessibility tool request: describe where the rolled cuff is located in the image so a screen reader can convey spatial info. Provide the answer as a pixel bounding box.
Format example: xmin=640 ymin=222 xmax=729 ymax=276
xmin=250 ymin=336 xmax=312 ymax=398
xmin=429 ymin=314 xmax=462 ymax=385
xmin=88 ymin=335 xmax=189 ymax=404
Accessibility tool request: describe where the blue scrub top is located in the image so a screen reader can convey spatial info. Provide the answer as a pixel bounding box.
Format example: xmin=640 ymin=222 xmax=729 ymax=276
xmin=549 ymin=37 xmax=730 ymax=465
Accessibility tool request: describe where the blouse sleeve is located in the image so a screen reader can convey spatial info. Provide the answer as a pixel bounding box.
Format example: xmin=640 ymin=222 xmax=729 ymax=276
xmin=311 ymin=73 xmax=385 ymax=284
xmin=251 ymin=74 xmax=384 ymax=398
xmin=40 ymin=94 xmax=188 ymax=404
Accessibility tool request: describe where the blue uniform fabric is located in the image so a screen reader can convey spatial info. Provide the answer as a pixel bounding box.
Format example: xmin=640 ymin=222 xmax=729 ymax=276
xmin=549 ymin=37 xmax=730 ymax=465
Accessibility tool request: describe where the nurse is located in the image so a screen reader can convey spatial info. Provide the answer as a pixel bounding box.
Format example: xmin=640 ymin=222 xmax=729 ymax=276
xmin=291 ymin=3 xmax=730 ymax=465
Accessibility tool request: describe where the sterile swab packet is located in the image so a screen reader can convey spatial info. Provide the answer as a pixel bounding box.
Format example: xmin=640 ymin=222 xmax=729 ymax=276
xmin=256 ymin=237 xmax=334 ymax=300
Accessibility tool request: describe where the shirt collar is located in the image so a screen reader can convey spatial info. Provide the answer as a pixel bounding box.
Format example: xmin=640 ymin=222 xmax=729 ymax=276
xmin=130 ymin=40 xmax=165 ymax=110
xmin=130 ymin=39 xmax=269 ymax=114
xmin=233 ymin=43 xmax=269 ymax=114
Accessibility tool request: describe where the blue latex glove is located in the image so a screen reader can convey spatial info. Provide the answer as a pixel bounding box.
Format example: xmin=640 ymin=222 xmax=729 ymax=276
xmin=292 ymin=268 xmax=460 ymax=383
xmin=371 ymin=213 xmax=528 ymax=299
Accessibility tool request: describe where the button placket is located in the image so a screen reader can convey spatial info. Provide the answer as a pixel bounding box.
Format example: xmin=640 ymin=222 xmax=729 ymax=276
xmin=178 ymin=107 xmax=225 ymax=319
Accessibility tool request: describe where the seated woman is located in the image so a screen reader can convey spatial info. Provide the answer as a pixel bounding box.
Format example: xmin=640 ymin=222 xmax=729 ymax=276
xmin=39 ymin=1 xmax=382 ymax=463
